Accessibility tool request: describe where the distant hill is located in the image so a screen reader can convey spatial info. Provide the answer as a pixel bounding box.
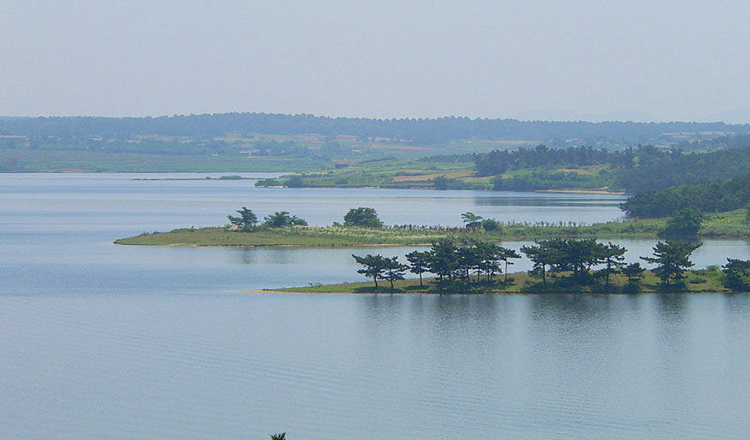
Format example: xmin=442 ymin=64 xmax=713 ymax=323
xmin=1 ymin=113 xmax=749 ymax=148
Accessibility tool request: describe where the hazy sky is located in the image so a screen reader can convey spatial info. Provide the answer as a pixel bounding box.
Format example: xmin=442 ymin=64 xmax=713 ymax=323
xmin=3 ymin=1 xmax=750 ymax=122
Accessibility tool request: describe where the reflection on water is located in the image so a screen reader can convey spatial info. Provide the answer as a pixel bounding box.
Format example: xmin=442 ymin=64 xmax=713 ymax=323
xmin=655 ymin=293 xmax=688 ymax=322
xmin=4 ymin=284 xmax=750 ymax=440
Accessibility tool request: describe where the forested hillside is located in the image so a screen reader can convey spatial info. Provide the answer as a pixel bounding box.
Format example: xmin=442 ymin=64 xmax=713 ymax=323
xmin=477 ymin=144 xmax=750 ymax=193
xmin=612 ymin=145 xmax=750 ymax=193
xmin=474 ymin=144 xmax=630 ymax=175
xmin=621 ymin=174 xmax=750 ymax=218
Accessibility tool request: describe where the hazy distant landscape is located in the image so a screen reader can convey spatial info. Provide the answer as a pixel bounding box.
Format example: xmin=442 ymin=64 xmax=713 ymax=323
xmin=2 ymin=113 xmax=750 ymax=173
xmin=4 ymin=1 xmax=750 ymax=439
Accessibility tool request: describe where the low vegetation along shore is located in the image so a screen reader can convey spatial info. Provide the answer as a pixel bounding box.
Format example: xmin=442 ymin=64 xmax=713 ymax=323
xmin=116 ymin=208 xmax=749 ymax=247
xmin=270 ymin=269 xmax=732 ymax=295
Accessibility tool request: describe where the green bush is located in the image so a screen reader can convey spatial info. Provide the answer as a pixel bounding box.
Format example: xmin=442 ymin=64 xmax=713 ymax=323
xmin=481 ymin=218 xmax=502 ymax=231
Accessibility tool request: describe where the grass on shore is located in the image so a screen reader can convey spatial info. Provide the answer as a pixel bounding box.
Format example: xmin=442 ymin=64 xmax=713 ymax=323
xmin=274 ymin=268 xmax=732 ymax=295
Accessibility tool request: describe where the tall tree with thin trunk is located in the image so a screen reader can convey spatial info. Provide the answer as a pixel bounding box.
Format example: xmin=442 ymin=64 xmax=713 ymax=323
xmin=382 ymin=256 xmax=408 ymax=290
xmin=598 ymin=242 xmax=627 ymax=286
xmin=641 ymin=241 xmax=702 ymax=285
xmin=352 ymin=254 xmax=389 ymax=288
xmin=406 ymin=250 xmax=431 ymax=286
xmin=499 ymin=247 xmax=522 ymax=283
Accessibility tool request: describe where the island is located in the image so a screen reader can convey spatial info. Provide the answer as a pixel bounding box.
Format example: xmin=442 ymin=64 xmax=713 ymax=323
xmin=115 ymin=206 xmax=748 ymax=248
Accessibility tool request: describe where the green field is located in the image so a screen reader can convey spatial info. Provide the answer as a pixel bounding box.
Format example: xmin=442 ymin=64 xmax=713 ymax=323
xmin=255 ymin=157 xmax=482 ymax=189
xmin=253 ymin=156 xmax=629 ymax=192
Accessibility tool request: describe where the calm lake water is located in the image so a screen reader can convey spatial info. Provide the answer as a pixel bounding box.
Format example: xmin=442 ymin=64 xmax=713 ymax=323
xmin=1 ymin=173 xmax=750 ymax=439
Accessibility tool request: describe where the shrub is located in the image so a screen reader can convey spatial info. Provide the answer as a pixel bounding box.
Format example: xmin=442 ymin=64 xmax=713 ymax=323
xmin=481 ymin=218 xmax=502 ymax=231
xmin=286 ymin=175 xmax=304 ymax=188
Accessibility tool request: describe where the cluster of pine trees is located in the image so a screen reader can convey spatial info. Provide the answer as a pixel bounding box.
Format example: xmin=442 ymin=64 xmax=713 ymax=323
xmin=351 ymin=238 xmax=750 ymax=292
xmin=353 ymin=239 xmax=521 ymax=289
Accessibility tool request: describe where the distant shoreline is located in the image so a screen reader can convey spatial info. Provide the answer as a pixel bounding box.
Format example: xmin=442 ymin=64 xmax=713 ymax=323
xmin=535 ymin=189 xmax=626 ymax=195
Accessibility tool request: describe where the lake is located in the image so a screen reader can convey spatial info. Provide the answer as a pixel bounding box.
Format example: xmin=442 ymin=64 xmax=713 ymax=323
xmin=1 ymin=173 xmax=749 ymax=439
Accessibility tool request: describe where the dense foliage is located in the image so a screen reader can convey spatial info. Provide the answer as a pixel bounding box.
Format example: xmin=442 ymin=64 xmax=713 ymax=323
xmin=353 ymin=239 xmax=522 ymax=289
xmin=475 ymin=145 xmax=627 ymax=176
xmin=622 ymin=174 xmax=750 ymax=218
xmin=662 ymin=208 xmax=705 ymax=237
xmin=477 ymin=144 xmax=750 ymax=194
xmin=343 ymin=207 xmax=384 ymax=228
xmin=491 ymin=169 xmax=613 ymax=191
xmin=520 ymin=238 xmax=626 ymax=285
xmin=612 ymin=145 xmax=750 ymax=193
xmin=723 ymin=259 xmax=750 ymax=291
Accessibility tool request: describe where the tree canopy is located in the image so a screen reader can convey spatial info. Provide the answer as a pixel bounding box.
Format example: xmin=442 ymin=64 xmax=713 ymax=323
xmin=263 ymin=211 xmax=308 ymax=228
xmin=662 ymin=208 xmax=704 ymax=237
xmin=641 ymin=241 xmax=702 ymax=285
xmin=352 ymin=254 xmax=406 ymax=289
xmin=520 ymin=238 xmax=627 ymax=286
xmin=343 ymin=207 xmax=383 ymax=228
xmin=227 ymin=207 xmax=258 ymax=231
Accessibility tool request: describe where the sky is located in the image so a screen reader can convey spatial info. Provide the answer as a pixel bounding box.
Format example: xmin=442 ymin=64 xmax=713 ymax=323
xmin=2 ymin=0 xmax=750 ymax=122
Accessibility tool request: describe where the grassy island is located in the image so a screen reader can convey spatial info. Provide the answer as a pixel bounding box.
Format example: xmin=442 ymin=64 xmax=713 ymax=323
xmin=115 ymin=208 xmax=749 ymax=247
